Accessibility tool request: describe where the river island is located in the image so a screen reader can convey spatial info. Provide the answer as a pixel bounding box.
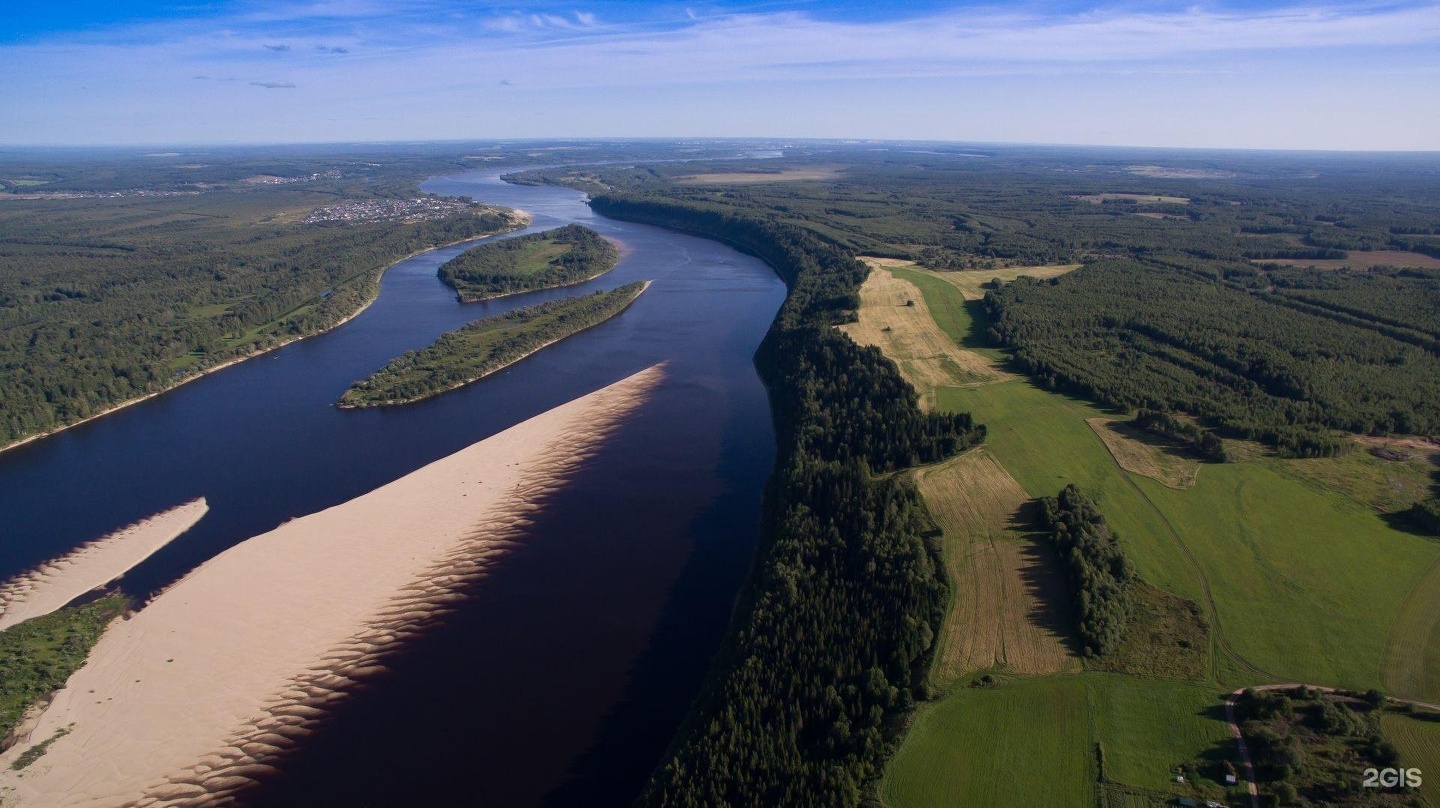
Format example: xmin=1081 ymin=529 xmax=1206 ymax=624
xmin=439 ymin=223 xmax=619 ymax=301
xmin=338 ymin=280 xmax=650 ymax=408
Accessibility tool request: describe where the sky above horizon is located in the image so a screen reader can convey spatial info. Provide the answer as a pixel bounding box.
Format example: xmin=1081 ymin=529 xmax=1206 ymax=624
xmin=2 ymin=1 xmax=1438 ymax=150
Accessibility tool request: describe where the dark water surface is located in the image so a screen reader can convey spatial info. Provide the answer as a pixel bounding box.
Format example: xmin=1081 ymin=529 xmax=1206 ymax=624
xmin=0 ymin=170 xmax=785 ymax=806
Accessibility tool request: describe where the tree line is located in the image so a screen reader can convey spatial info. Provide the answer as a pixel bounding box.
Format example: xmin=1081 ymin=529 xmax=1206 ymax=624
xmin=0 ymin=187 xmax=517 ymax=446
xmin=1037 ymin=485 xmax=1135 ymax=657
xmin=589 ymin=194 xmax=984 ymax=807
xmin=983 ymin=260 xmax=1440 ymax=455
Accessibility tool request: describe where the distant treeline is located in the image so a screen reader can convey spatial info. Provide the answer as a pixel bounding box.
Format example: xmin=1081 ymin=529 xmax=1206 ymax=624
xmin=984 ymin=260 xmax=1440 ymax=456
xmin=338 ymin=282 xmax=646 ymax=408
xmin=1037 ymin=485 xmax=1135 ymax=657
xmin=589 ymin=194 xmax=984 ymax=807
xmin=1133 ymin=409 xmax=1228 ymax=463
xmin=0 ymin=188 xmax=517 ymax=447
xmin=438 ymin=223 xmax=618 ymax=301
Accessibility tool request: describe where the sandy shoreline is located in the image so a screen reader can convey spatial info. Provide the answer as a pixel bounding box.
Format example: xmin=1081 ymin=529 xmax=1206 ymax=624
xmin=0 ymin=499 xmax=209 ymax=633
xmin=0 ymin=212 xmax=531 ymax=459
xmin=0 ymin=364 xmax=663 ymax=807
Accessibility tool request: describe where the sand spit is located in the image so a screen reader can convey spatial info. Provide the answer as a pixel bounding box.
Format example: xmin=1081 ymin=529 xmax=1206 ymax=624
xmin=0 ymin=499 xmax=209 ymax=633
xmin=0 ymin=365 xmax=664 ymax=807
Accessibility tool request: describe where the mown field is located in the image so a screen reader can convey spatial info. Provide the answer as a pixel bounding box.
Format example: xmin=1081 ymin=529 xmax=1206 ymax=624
xmin=879 ymin=674 xmax=1233 ymax=808
xmin=1381 ymin=712 xmax=1440 ymax=806
xmin=871 ymin=263 xmax=1440 ymax=806
xmin=906 ymin=267 xmax=1440 ymax=690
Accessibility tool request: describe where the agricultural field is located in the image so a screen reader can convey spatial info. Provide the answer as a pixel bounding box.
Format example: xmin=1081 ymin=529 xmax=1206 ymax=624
xmin=853 ymin=258 xmax=1440 ymax=806
xmin=839 ymin=262 xmax=1010 ymax=408
xmin=879 ymin=674 xmax=1234 ymax=808
xmin=1251 ymin=249 xmax=1440 ymax=270
xmin=1381 ymin=711 xmax=1440 ymax=806
xmin=911 ymin=448 xmax=1077 ymax=682
xmin=1086 ymin=418 xmax=1200 ymax=490
xmin=909 ymin=270 xmax=1440 ymax=690
xmin=1074 ymin=193 xmax=1191 ymax=205
xmin=917 ymin=261 xmax=1081 ymax=300
xmin=673 ymin=167 xmax=843 ymax=184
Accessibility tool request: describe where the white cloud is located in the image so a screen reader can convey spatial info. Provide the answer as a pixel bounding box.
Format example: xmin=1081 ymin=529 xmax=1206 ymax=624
xmin=1 ymin=2 xmax=1437 ymax=146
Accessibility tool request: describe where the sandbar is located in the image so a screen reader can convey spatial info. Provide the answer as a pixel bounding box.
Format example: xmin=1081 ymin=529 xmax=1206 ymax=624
xmin=0 ymin=499 xmax=208 ymax=633
xmin=0 ymin=364 xmax=663 ymax=806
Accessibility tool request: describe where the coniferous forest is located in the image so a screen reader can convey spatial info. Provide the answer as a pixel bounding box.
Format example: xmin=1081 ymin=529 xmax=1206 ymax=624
xmin=589 ymin=194 xmax=985 ymax=806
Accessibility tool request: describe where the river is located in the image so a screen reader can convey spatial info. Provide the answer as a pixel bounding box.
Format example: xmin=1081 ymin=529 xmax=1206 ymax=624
xmin=0 ymin=169 xmax=786 ymax=806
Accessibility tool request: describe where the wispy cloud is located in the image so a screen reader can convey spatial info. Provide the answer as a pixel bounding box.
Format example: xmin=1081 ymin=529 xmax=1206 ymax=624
xmin=1 ymin=2 xmax=1437 ymax=147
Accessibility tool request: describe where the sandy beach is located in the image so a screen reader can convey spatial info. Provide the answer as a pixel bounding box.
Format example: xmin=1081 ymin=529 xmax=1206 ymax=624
xmin=0 ymin=364 xmax=663 ymax=807
xmin=0 ymin=499 xmax=208 ymax=633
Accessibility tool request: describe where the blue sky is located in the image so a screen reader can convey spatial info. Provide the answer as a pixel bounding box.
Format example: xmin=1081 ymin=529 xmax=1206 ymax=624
xmin=2 ymin=1 xmax=1438 ymax=149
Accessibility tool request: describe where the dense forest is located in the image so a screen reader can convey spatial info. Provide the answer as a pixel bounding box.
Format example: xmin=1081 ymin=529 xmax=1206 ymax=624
xmin=0 ymin=184 xmax=519 ymax=446
xmin=1037 ymin=485 xmax=1135 ymax=657
xmin=0 ymin=141 xmax=765 ymax=449
xmin=587 ymin=195 xmax=984 ymax=806
xmin=438 ymin=223 xmax=618 ymax=301
xmin=983 ymin=260 xmax=1440 ymax=455
xmin=338 ymin=281 xmax=647 ymax=408
xmin=514 ymin=150 xmax=1440 ymax=460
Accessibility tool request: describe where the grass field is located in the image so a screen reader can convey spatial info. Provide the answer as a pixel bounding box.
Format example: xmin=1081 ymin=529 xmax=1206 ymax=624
xmin=912 ymin=448 xmax=1078 ymax=682
xmin=907 ymin=268 xmax=1440 ymax=689
xmin=1250 ymin=249 xmax=1440 ymax=270
xmin=674 ymin=168 xmax=842 ymax=184
xmin=1086 ymin=417 xmax=1200 ymax=490
xmin=879 ymin=674 xmax=1233 ymax=808
xmin=868 ymin=258 xmax=1440 ymax=808
xmin=840 ymin=263 xmax=1010 ymax=408
xmin=1074 ymin=193 xmax=1191 ymax=205
xmin=1380 ymin=712 xmax=1440 ymax=806
xmin=0 ymin=595 xmax=129 ymax=741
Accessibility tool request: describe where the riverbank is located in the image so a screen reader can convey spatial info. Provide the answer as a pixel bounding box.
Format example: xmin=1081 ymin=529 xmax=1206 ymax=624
xmin=338 ymin=280 xmax=650 ymax=409
xmin=0 ymin=363 xmax=664 ymax=806
xmin=0 ymin=211 xmax=531 ymax=458
xmin=0 ymin=499 xmax=209 ymax=632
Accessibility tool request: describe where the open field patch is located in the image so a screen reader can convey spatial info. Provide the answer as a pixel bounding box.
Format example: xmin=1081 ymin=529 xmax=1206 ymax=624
xmin=675 ymin=167 xmax=843 ymax=184
xmin=910 ymin=272 xmax=1440 ymax=688
xmin=1384 ymin=556 xmax=1440 ymax=702
xmin=1274 ymin=443 xmax=1436 ymax=515
xmin=1087 ymin=417 xmax=1200 ymax=490
xmin=1250 ymin=249 xmax=1440 ymax=270
xmin=1381 ymin=712 xmax=1440 ymax=806
xmin=909 ymin=262 xmax=1082 ymax=301
xmin=914 ymin=448 xmax=1078 ymax=681
xmin=1074 ymin=193 xmax=1191 ymax=205
xmin=839 ymin=262 xmax=1011 ymax=408
xmin=880 ymin=674 xmax=1233 ymax=808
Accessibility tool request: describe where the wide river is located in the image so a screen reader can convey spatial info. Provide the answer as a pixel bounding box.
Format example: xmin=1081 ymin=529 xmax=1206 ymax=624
xmin=0 ymin=169 xmax=786 ymax=806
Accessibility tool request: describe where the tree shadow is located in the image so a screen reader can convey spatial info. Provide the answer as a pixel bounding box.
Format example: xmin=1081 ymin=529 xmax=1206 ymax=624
xmin=1010 ymin=499 xmax=1086 ymax=658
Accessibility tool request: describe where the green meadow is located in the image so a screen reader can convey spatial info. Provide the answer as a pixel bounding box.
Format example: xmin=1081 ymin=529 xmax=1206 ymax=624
xmin=879 ymin=674 xmax=1233 ymax=808
xmin=879 ymin=267 xmax=1440 ymax=806
xmin=906 ymin=267 xmax=1440 ymax=690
